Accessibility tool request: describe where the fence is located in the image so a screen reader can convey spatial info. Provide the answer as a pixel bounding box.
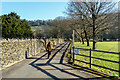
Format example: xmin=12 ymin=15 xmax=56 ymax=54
xmin=68 ymin=43 xmax=120 ymax=77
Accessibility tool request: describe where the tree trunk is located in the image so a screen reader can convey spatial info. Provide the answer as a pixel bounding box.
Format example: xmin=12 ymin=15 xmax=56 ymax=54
xmin=84 ymin=29 xmax=89 ymax=46
xmin=42 ymin=38 xmax=47 ymax=51
xmin=81 ymin=33 xmax=84 ymax=44
xmin=92 ymin=14 xmax=96 ymax=50
xmin=74 ymin=29 xmax=82 ymax=43
xmin=78 ymin=38 xmax=81 ymax=43
xmin=87 ymin=39 xmax=89 ymax=46
xmin=93 ymin=40 xmax=96 ymax=49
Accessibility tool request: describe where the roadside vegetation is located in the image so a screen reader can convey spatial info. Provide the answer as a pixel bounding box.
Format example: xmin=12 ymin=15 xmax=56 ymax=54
xmin=2 ymin=12 xmax=33 ymax=39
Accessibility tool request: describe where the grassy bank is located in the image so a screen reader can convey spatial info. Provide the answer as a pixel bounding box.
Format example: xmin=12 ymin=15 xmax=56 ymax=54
xmin=74 ymin=41 xmax=119 ymax=76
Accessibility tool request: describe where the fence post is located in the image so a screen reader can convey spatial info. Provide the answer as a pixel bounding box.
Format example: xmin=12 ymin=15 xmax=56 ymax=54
xmin=73 ymin=46 xmax=75 ymax=63
xmin=25 ymin=50 xmax=27 ymax=59
xmin=90 ymin=48 xmax=92 ymax=68
xmin=119 ymin=52 xmax=120 ymax=77
xmin=27 ymin=47 xmax=29 ymax=57
xmin=34 ymin=39 xmax=36 ymax=56
xmin=70 ymin=44 xmax=72 ymax=60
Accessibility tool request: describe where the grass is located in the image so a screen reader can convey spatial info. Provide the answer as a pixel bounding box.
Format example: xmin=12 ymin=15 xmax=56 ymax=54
xmin=73 ymin=41 xmax=119 ymax=76
xmin=31 ymin=26 xmax=42 ymax=32
xmin=74 ymin=42 xmax=119 ymax=52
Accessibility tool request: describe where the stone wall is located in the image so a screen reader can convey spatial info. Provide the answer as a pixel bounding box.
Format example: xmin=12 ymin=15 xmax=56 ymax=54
xmin=1 ymin=38 xmax=64 ymax=69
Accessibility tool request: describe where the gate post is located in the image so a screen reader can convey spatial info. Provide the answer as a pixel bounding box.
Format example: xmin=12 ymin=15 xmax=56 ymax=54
xmin=73 ymin=46 xmax=75 ymax=63
xmin=119 ymin=52 xmax=120 ymax=77
xmin=90 ymin=48 xmax=92 ymax=68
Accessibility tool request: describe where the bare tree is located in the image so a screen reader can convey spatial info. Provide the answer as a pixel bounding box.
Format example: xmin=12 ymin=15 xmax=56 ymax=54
xmin=67 ymin=18 xmax=86 ymax=44
xmin=66 ymin=1 xmax=116 ymax=49
xmin=49 ymin=17 xmax=73 ymax=39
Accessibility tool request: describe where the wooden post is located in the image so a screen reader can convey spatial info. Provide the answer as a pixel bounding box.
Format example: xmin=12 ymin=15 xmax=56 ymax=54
xmin=31 ymin=39 xmax=32 ymax=56
xmin=73 ymin=46 xmax=75 ymax=63
xmin=72 ymin=30 xmax=75 ymax=46
xmin=72 ymin=30 xmax=75 ymax=63
xmin=27 ymin=47 xmax=29 ymax=57
xmin=34 ymin=32 xmax=35 ymax=56
xmin=70 ymin=44 xmax=72 ymax=60
xmin=90 ymin=48 xmax=92 ymax=68
xmin=119 ymin=52 xmax=120 ymax=77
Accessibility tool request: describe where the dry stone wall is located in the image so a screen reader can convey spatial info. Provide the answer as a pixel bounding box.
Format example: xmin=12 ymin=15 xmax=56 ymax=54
xmin=1 ymin=38 xmax=64 ymax=69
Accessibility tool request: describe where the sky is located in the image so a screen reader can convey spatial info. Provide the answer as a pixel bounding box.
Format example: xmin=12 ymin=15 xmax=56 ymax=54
xmin=1 ymin=1 xmax=119 ymax=20
xmin=1 ymin=2 xmax=68 ymax=20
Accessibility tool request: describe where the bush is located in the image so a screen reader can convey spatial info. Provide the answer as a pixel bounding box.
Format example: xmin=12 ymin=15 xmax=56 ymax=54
xmin=2 ymin=12 xmax=33 ymax=39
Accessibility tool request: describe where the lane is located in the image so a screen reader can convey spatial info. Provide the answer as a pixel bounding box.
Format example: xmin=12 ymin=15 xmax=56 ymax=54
xmin=2 ymin=42 xmax=110 ymax=80
xmin=32 ymin=42 xmax=101 ymax=79
xmin=41 ymin=43 xmax=99 ymax=79
xmin=2 ymin=43 xmax=65 ymax=78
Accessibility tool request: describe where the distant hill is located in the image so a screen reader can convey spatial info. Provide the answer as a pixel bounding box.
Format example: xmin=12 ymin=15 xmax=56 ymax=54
xmin=27 ymin=20 xmax=52 ymax=27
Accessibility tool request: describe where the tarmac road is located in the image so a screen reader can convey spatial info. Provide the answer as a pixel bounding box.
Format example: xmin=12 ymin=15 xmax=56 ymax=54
xmin=2 ymin=42 xmax=111 ymax=80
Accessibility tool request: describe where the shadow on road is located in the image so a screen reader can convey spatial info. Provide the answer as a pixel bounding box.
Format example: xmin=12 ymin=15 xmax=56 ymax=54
xmin=29 ymin=42 xmax=112 ymax=80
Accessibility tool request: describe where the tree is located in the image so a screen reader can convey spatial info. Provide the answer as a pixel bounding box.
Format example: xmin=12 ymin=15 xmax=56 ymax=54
xmin=2 ymin=12 xmax=33 ymax=39
xmin=20 ymin=19 xmax=33 ymax=38
xmin=67 ymin=18 xmax=85 ymax=44
xmin=66 ymin=1 xmax=116 ymax=49
xmin=35 ymin=27 xmax=44 ymax=38
xmin=0 ymin=16 xmax=2 ymax=39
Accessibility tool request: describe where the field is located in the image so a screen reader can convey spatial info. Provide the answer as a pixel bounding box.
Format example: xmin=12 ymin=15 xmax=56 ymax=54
xmin=31 ymin=26 xmax=39 ymax=32
xmin=31 ymin=26 xmax=43 ymax=32
xmin=74 ymin=42 xmax=119 ymax=76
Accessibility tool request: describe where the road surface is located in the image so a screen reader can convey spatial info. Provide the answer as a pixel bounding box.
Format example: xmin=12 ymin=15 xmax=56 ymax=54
xmin=2 ymin=42 xmax=111 ymax=80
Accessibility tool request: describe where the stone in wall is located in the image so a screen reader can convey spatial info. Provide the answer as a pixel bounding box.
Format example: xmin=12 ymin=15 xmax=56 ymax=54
xmin=1 ymin=38 xmax=64 ymax=69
